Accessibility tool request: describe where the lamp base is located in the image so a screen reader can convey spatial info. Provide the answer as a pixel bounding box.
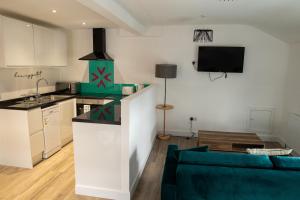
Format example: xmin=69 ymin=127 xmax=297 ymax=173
xmin=156 ymin=104 xmax=174 ymax=110
xmin=157 ymin=134 xmax=171 ymax=140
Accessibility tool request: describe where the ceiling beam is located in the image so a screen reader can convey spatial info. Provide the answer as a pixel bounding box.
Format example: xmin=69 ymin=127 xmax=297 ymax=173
xmin=76 ymin=0 xmax=145 ymax=35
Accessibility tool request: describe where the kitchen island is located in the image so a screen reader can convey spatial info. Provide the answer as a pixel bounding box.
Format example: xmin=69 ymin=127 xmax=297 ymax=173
xmin=72 ymin=85 xmax=156 ymax=200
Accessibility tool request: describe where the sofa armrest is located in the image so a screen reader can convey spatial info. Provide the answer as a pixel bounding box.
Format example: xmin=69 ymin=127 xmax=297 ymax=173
xmin=161 ymin=145 xmax=178 ymax=200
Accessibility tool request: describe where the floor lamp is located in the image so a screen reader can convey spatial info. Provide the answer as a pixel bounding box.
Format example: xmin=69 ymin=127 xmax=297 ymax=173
xmin=155 ymin=64 xmax=177 ymax=140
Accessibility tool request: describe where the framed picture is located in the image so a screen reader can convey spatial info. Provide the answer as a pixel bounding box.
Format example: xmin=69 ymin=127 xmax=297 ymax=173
xmin=193 ymin=29 xmax=213 ymax=42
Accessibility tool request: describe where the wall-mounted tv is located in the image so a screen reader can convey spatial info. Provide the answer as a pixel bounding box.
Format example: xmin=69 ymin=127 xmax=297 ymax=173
xmin=197 ymin=46 xmax=245 ymax=73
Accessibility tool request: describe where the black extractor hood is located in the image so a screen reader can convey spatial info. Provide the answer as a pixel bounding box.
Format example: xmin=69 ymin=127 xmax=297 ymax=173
xmin=79 ymin=28 xmax=113 ymax=61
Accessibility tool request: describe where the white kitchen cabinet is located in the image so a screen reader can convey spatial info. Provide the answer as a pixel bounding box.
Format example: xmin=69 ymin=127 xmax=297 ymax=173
xmin=59 ymin=98 xmax=76 ymax=146
xmin=28 ymin=108 xmax=44 ymax=165
xmin=28 ymin=107 xmax=43 ymax=134
xmin=1 ymin=16 xmax=36 ymax=67
xmin=34 ymin=25 xmax=54 ymax=66
xmin=30 ymin=130 xmax=44 ymax=165
xmin=0 ymin=15 xmax=67 ymax=68
xmin=34 ymin=25 xmax=67 ymax=67
xmin=0 ymin=108 xmax=44 ymax=168
xmin=52 ymin=29 xmax=68 ymax=67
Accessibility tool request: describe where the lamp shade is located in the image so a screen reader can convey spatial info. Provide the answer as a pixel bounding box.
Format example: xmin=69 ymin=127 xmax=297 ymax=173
xmin=155 ymin=64 xmax=177 ymax=78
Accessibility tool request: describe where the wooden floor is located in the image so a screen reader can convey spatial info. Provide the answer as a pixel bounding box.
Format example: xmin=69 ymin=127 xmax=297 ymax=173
xmin=0 ymin=137 xmax=281 ymax=200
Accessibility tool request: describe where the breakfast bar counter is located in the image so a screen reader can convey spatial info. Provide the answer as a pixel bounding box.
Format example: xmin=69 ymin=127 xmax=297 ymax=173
xmin=72 ymin=85 xmax=157 ymax=200
xmin=71 ymin=93 xmax=126 ymax=125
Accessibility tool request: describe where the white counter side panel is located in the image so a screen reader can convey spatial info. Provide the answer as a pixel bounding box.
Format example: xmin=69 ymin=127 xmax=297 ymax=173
xmin=73 ymin=122 xmax=125 ymax=199
xmin=121 ymin=85 xmax=157 ymax=194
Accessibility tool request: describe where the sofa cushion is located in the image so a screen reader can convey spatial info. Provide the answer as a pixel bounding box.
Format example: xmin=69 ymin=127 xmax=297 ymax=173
xmin=174 ymin=145 xmax=209 ymax=160
xmin=178 ymin=151 xmax=273 ymax=169
xmin=176 ymin=164 xmax=300 ymax=200
xmin=270 ymin=156 xmax=300 ymax=171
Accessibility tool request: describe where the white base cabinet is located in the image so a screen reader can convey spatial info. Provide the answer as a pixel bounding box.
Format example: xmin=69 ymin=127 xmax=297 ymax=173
xmin=30 ymin=130 xmax=44 ymax=165
xmin=59 ymin=98 xmax=76 ymax=146
xmin=0 ymin=108 xmax=44 ymax=168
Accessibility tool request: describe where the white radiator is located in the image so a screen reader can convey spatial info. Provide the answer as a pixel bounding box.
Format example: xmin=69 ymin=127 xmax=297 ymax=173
xmin=286 ymin=113 xmax=300 ymax=153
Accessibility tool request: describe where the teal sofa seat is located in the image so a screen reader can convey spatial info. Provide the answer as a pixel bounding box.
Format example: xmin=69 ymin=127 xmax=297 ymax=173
xmin=162 ymin=145 xmax=300 ymax=200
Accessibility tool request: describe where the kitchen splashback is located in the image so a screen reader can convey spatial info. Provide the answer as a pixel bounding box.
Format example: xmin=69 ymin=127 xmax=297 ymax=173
xmin=0 ymin=68 xmax=61 ymax=100
xmin=80 ymin=60 xmax=140 ymax=94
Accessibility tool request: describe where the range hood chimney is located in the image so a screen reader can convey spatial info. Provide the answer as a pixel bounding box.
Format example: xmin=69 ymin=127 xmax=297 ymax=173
xmin=79 ymin=28 xmax=113 ymax=61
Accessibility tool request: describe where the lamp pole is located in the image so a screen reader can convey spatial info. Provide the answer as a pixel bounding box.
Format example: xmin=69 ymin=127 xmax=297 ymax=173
xmin=164 ymin=78 xmax=167 ymax=106
xmin=163 ymin=78 xmax=167 ymax=135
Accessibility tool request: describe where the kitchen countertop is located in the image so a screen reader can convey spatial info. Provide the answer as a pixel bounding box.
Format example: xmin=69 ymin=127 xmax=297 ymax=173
xmin=72 ymin=93 xmax=125 ymax=125
xmin=72 ymin=99 xmax=122 ymax=125
xmin=0 ymin=93 xmax=76 ymax=110
xmin=0 ymin=91 xmax=127 ymax=125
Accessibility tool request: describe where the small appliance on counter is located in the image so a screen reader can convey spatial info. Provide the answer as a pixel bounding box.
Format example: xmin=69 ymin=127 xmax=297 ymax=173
xmin=55 ymin=82 xmax=80 ymax=94
xmin=122 ymin=86 xmax=135 ymax=95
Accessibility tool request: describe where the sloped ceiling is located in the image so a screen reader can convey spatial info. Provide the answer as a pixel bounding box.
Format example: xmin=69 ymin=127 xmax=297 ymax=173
xmin=0 ymin=0 xmax=116 ymax=28
xmin=115 ymin=0 xmax=300 ymax=43
xmin=1 ymin=0 xmax=299 ymax=43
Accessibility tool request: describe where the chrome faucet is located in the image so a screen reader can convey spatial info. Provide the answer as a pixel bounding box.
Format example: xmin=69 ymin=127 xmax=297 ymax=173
xmin=36 ymin=78 xmax=49 ymax=98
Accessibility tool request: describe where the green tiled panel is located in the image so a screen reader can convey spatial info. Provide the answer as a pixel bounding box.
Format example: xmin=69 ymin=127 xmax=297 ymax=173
xmin=78 ymin=60 xmax=147 ymax=94
xmin=89 ymin=60 xmax=114 ymax=90
xmin=80 ymin=83 xmax=137 ymax=94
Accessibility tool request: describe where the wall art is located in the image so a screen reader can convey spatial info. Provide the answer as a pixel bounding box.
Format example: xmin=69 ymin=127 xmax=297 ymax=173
xmin=14 ymin=70 xmax=43 ymax=79
xmin=193 ymin=29 xmax=213 ymax=42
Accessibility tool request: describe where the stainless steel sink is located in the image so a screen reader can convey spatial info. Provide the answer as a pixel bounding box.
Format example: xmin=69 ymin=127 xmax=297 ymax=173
xmin=9 ymin=95 xmax=74 ymax=108
xmin=39 ymin=95 xmax=74 ymax=101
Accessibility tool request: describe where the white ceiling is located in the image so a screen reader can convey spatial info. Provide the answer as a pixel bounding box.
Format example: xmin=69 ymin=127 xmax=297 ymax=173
xmin=115 ymin=0 xmax=300 ymax=42
xmin=0 ymin=0 xmax=116 ymax=29
xmin=0 ymin=0 xmax=300 ymax=42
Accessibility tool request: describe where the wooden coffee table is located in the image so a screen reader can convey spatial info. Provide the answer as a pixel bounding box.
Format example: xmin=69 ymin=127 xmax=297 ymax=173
xmin=198 ymin=130 xmax=265 ymax=153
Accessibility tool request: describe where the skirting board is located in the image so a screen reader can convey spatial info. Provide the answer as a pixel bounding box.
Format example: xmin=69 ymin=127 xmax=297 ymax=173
xmin=76 ymin=185 xmax=130 ymax=200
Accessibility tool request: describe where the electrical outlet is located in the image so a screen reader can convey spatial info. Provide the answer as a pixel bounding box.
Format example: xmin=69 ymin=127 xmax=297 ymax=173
xmin=189 ymin=117 xmax=197 ymax=121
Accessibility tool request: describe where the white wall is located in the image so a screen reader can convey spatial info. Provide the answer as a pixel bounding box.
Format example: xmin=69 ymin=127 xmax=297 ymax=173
xmin=107 ymin=25 xmax=289 ymax=136
xmin=65 ymin=24 xmax=290 ymax=137
xmin=278 ymin=43 xmax=300 ymax=152
xmin=0 ymin=68 xmax=61 ymax=100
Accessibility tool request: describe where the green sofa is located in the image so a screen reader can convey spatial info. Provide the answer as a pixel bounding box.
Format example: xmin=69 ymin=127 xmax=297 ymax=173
xmin=162 ymin=145 xmax=300 ymax=200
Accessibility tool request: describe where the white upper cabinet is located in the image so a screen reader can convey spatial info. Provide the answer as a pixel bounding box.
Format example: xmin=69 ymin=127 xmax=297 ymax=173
xmin=52 ymin=29 xmax=68 ymax=67
xmin=0 ymin=15 xmax=67 ymax=68
xmin=34 ymin=25 xmax=67 ymax=67
xmin=2 ymin=16 xmax=36 ymax=67
xmin=34 ymin=25 xmax=54 ymax=66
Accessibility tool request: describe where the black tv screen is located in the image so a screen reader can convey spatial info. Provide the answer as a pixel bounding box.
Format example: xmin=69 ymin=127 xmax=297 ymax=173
xmin=197 ymin=46 xmax=245 ymax=73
